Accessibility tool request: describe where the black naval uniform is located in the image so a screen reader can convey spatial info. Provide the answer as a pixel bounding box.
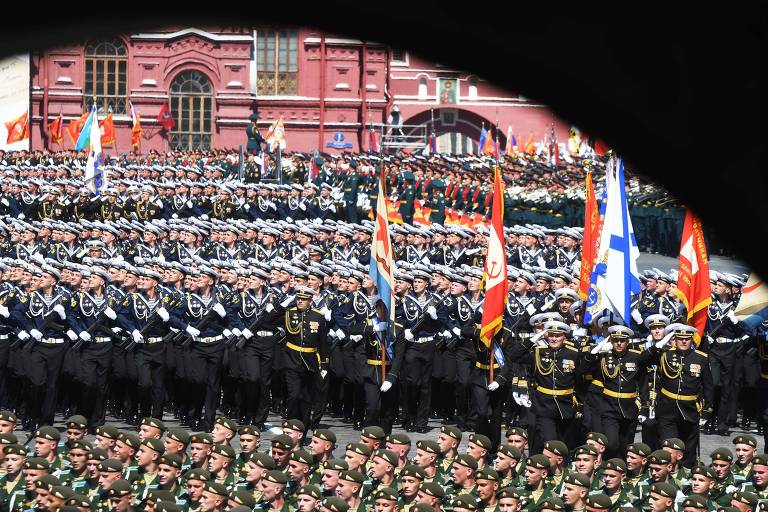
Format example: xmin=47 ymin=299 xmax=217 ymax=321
xmin=279 ymin=303 xmax=330 ymax=430
xmin=654 ymin=346 xmax=714 ymax=468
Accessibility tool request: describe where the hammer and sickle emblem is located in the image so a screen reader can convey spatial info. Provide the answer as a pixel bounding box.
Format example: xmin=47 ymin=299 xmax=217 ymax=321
xmin=487 ymin=259 xmax=501 ymax=280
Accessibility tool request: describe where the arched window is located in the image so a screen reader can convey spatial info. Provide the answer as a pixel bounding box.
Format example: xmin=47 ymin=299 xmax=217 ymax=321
xmin=169 ymin=70 xmax=214 ymax=151
xmin=84 ymin=39 xmax=128 ymax=114
xmin=418 ymin=77 xmax=428 ymax=100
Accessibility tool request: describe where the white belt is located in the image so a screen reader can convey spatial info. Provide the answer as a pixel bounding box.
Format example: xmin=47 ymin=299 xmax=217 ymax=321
xmin=517 ymin=332 xmax=532 ymax=339
xmin=94 ymin=337 xmax=111 ymax=343
xmin=256 ymin=331 xmax=275 ymax=337
xmin=0 ymin=334 xmax=9 ymax=340
xmin=716 ymin=337 xmax=734 ymax=344
xmin=41 ymin=338 xmax=65 ymax=344
xmin=199 ymin=335 xmax=223 ymax=344
xmin=146 ymin=337 xmax=163 ymax=344
xmin=413 ymin=336 xmax=434 ymax=344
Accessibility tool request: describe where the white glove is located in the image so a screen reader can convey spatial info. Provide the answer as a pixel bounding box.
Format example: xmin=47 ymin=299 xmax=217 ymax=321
xmin=591 ymin=338 xmax=611 ymax=354
xmin=243 ymin=204 xmax=250 ymax=211
xmin=222 ymin=329 xmax=232 ymax=338
xmin=157 ymin=307 xmax=170 ymax=322
xmin=655 ymin=332 xmax=674 ymax=349
xmin=328 ymin=329 xmax=338 ymax=339
xmin=280 ymin=296 xmax=294 ymax=308
xmin=329 ymin=204 xmax=337 ymax=213
xmin=200 ymin=214 xmax=209 ymax=221
xmin=66 ymin=330 xmax=78 ymax=341
xmin=380 ymin=381 xmax=392 ymax=392
xmin=299 ymin=202 xmax=307 ymax=211
xmin=79 ymin=331 xmax=91 ymax=342
xmin=185 ymin=325 xmax=201 ymax=337
xmin=374 ymin=322 xmax=389 ymax=333
xmin=104 ymin=307 xmax=117 ymax=320
xmin=320 ymin=370 xmax=328 ymax=380
xmin=488 ymin=381 xmax=500 ymax=391
xmin=320 ymin=307 xmax=332 ymax=322
xmin=336 ymin=329 xmax=346 ymax=340
xmin=18 ymin=213 xmax=25 ymax=219
xmin=286 ymin=217 xmax=293 ymax=223
xmin=728 ymin=310 xmax=738 ymax=324
xmin=53 ymin=304 xmax=66 ymax=319
xmin=452 ymin=326 xmax=461 ymax=336
xmin=30 ymin=329 xmax=43 ymax=341
xmin=111 ymin=327 xmax=121 ymax=334
xmin=350 ymin=334 xmax=363 ymax=343
xmin=231 ymin=328 xmax=242 ymax=337
xmin=512 ymin=391 xmax=523 ymax=405
xmin=638 ymin=415 xmax=647 ymax=424
xmin=186 ymin=200 xmax=193 ymax=208
xmin=537 ymin=257 xmax=546 ymax=268
xmin=18 ymin=330 xmax=30 ymax=341
xmin=521 ymin=394 xmax=532 ymax=408
xmin=525 ymin=303 xmax=537 ymax=316
xmin=212 ymin=303 xmax=226 ymax=318
xmin=242 ymin=328 xmax=253 ymax=339
xmin=266 ymin=303 xmax=275 ymax=313
xmin=739 ymin=334 xmax=750 ymax=342
xmin=0 ymin=305 xmax=8 ymax=318
xmin=543 ymin=299 xmax=555 ymax=311
xmin=441 ymin=330 xmax=451 ymax=338
xmin=631 ymin=309 xmax=643 ymax=324
xmin=132 ymin=329 xmax=144 ymax=343
xmin=404 ymin=329 xmax=414 ymax=341
xmin=426 ymin=305 xmax=437 ymax=320
xmin=573 ymin=327 xmax=587 ymax=338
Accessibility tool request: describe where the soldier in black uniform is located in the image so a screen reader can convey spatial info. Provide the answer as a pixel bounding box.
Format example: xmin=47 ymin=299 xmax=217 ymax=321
xmin=509 ymin=320 xmax=582 ymax=454
xmin=654 ymin=323 xmax=714 ymax=468
xmin=169 ymin=266 xmax=243 ymax=431
xmin=704 ymin=274 xmax=747 ymax=436
xmin=277 ymin=286 xmax=330 ymax=435
xmin=400 ymin=269 xmax=450 ymax=433
xmin=68 ymin=268 xmax=119 ymax=429
xmin=235 ymin=267 xmax=282 ymax=428
xmin=581 ymin=325 xmax=656 ymax=459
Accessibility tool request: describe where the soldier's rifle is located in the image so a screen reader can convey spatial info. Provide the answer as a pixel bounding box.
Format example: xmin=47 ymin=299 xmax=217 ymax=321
xmin=174 ymin=290 xmax=238 ymax=348
xmin=22 ymin=304 xmax=68 ymax=352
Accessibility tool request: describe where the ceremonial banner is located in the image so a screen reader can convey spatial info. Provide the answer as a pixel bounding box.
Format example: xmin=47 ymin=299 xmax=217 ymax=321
xmin=49 ymin=114 xmax=64 ymax=145
xmin=0 ymin=54 xmax=30 ymax=151
xmin=130 ymin=101 xmax=142 ymax=149
xmin=157 ymin=102 xmax=175 ymax=131
xmin=480 ymin=166 xmax=508 ymax=366
xmin=673 ymin=209 xmax=712 ymax=344
xmin=579 ymin=171 xmax=599 ymax=300
xmin=266 ymin=116 xmax=287 ymax=152
xmin=99 ymin=114 xmax=116 ymax=146
xmin=67 ymin=112 xmax=90 ymax=146
xmin=585 ymin=158 xmax=641 ymax=325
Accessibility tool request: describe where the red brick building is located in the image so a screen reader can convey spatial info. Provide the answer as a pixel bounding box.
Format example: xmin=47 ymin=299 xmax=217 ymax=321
xmin=30 ymin=26 xmax=568 ymax=154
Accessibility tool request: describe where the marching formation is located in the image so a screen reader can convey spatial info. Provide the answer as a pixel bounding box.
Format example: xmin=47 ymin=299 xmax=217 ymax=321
xmin=0 ymin=148 xmax=763 ymax=512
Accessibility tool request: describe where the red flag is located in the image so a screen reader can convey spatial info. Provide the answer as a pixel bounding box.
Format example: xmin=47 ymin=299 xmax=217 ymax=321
xmin=5 ymin=111 xmax=30 ymax=144
xmin=480 ymin=166 xmax=508 ymax=348
xmin=369 ymin=128 xmax=379 ymax=152
xmin=579 ymin=171 xmax=599 ymax=300
xmin=67 ymin=112 xmax=90 ymax=146
xmin=482 ymin=128 xmax=496 ymax=157
xmin=673 ymin=209 xmax=712 ymax=345
xmin=48 ymin=114 xmax=64 ymax=145
xmin=157 ymin=102 xmax=175 ymax=131
xmin=99 ymin=114 xmax=116 ymax=145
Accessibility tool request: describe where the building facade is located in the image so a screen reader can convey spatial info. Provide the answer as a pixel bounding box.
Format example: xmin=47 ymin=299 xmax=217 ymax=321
xmin=30 ymin=26 xmax=568 ymax=154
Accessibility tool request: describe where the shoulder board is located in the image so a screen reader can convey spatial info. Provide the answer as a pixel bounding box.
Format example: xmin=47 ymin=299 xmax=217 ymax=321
xmin=564 ymin=345 xmax=579 ymax=352
xmin=694 ymin=349 xmax=708 ymax=358
xmin=629 ymin=349 xmax=642 ymax=354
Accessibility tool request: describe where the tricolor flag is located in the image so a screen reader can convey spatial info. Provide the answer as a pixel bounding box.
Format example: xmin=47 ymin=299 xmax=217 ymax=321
xmin=735 ymin=274 xmax=768 ymax=333
xmin=308 ymin=150 xmax=319 ymax=181
xmin=79 ymin=105 xmax=106 ymax=195
xmin=579 ymin=171 xmax=599 ymax=301
xmin=429 ymin=129 xmax=437 ymax=154
xmin=585 ymin=158 xmax=641 ymax=326
xmin=370 ymin=165 xmax=397 ymax=374
xmin=505 ymin=125 xmax=515 ymax=155
xmin=130 ymin=101 xmax=142 ymax=149
xmin=478 ymin=125 xmax=488 ymax=152
xmin=673 ymin=209 xmax=712 ymax=345
xmin=480 ymin=166 xmax=508 ymax=375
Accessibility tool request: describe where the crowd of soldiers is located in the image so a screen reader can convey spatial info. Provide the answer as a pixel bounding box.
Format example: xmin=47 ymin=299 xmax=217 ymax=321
xmin=0 ymin=148 xmax=762 ymax=512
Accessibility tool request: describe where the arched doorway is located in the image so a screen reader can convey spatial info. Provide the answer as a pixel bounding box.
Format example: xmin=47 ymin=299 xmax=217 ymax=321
xmin=399 ymin=108 xmax=506 ymax=155
xmin=169 ymin=70 xmax=213 ymax=150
